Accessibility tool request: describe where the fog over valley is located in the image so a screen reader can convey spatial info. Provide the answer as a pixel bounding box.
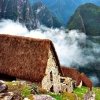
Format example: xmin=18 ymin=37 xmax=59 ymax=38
xmin=0 ymin=19 xmax=100 ymax=86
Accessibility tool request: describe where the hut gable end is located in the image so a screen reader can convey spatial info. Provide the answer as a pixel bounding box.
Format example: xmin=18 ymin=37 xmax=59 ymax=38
xmin=0 ymin=34 xmax=61 ymax=83
xmin=42 ymin=48 xmax=61 ymax=93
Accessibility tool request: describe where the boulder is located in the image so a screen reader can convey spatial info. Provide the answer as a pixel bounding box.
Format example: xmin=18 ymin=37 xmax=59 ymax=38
xmin=0 ymin=92 xmax=14 ymax=100
xmin=84 ymin=91 xmax=95 ymax=100
xmin=12 ymin=93 xmax=23 ymax=100
xmin=34 ymin=94 xmax=55 ymax=100
xmin=0 ymin=80 xmax=8 ymax=93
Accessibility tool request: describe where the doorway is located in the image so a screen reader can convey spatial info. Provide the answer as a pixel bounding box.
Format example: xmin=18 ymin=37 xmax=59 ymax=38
xmin=50 ymin=85 xmax=54 ymax=92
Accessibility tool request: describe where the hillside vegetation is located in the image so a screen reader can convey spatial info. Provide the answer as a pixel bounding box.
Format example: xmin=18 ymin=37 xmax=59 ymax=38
xmin=67 ymin=3 xmax=100 ymax=36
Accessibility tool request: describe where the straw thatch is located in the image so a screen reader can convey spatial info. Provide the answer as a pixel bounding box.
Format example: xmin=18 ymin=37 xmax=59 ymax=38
xmin=80 ymin=73 xmax=92 ymax=90
xmin=61 ymin=67 xmax=92 ymax=90
xmin=61 ymin=67 xmax=81 ymax=85
xmin=0 ymin=34 xmax=61 ymax=82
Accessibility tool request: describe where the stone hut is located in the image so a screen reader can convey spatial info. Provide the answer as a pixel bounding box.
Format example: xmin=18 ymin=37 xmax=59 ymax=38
xmin=61 ymin=67 xmax=92 ymax=91
xmin=61 ymin=67 xmax=81 ymax=86
xmin=0 ymin=34 xmax=92 ymax=93
xmin=60 ymin=76 xmax=74 ymax=93
xmin=0 ymin=34 xmax=62 ymax=93
xmin=60 ymin=67 xmax=81 ymax=93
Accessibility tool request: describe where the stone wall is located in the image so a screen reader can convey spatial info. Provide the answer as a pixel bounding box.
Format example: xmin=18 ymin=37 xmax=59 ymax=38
xmin=60 ymin=76 xmax=73 ymax=93
xmin=42 ymin=48 xmax=74 ymax=93
xmin=42 ymin=48 xmax=61 ymax=93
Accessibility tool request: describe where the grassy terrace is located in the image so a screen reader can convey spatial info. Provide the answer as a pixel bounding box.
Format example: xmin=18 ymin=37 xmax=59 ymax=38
xmin=5 ymin=81 xmax=100 ymax=100
xmin=49 ymin=86 xmax=100 ymax=100
xmin=74 ymin=86 xmax=100 ymax=100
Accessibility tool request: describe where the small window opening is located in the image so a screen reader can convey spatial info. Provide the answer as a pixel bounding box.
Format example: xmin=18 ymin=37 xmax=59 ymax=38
xmin=50 ymin=85 xmax=54 ymax=92
xmin=50 ymin=71 xmax=53 ymax=81
xmin=60 ymin=79 xmax=65 ymax=83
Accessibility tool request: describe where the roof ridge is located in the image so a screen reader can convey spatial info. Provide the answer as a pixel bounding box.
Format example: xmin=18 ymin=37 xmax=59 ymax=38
xmin=0 ymin=34 xmax=52 ymax=42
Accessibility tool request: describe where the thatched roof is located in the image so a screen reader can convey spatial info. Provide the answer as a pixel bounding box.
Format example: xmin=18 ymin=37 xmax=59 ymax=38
xmin=61 ymin=67 xmax=92 ymax=90
xmin=80 ymin=73 xmax=92 ymax=90
xmin=0 ymin=34 xmax=61 ymax=82
xmin=61 ymin=67 xmax=81 ymax=82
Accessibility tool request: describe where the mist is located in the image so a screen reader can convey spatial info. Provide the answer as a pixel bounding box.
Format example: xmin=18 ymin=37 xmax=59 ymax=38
xmin=0 ymin=19 xmax=100 ymax=67
xmin=0 ymin=19 xmax=100 ymax=85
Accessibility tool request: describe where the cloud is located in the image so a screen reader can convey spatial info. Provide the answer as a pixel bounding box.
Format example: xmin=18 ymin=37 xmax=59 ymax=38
xmin=0 ymin=19 xmax=28 ymax=35
xmin=0 ymin=19 xmax=100 ymax=67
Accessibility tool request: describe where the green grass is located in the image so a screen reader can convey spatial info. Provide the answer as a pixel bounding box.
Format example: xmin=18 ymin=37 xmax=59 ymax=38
xmin=48 ymin=87 xmax=87 ymax=100
xmin=6 ymin=81 xmax=23 ymax=92
xmin=49 ymin=87 xmax=100 ymax=100
xmin=74 ymin=86 xmax=88 ymax=99
xmin=74 ymin=86 xmax=100 ymax=100
xmin=5 ymin=81 xmax=100 ymax=100
xmin=21 ymin=85 xmax=31 ymax=98
xmin=48 ymin=92 xmax=63 ymax=100
xmin=48 ymin=92 xmax=77 ymax=100
xmin=93 ymin=87 xmax=100 ymax=100
xmin=6 ymin=81 xmax=32 ymax=98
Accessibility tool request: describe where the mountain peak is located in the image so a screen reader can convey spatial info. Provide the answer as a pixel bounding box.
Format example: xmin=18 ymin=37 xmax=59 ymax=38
xmin=32 ymin=1 xmax=62 ymax=28
xmin=78 ymin=3 xmax=99 ymax=9
xmin=0 ymin=0 xmax=62 ymax=29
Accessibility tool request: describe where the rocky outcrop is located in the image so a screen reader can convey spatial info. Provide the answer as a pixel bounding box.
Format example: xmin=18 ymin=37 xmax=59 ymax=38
xmin=0 ymin=80 xmax=55 ymax=100
xmin=0 ymin=81 xmax=14 ymax=100
xmin=0 ymin=0 xmax=37 ymax=30
xmin=30 ymin=0 xmax=100 ymax=25
xmin=0 ymin=81 xmax=23 ymax=100
xmin=34 ymin=95 xmax=55 ymax=100
xmin=0 ymin=81 xmax=8 ymax=93
xmin=84 ymin=91 xmax=95 ymax=100
xmin=0 ymin=92 xmax=14 ymax=100
xmin=32 ymin=1 xmax=62 ymax=28
xmin=0 ymin=0 xmax=62 ymax=29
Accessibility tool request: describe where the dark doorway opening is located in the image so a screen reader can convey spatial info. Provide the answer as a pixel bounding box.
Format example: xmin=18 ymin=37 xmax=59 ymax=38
xmin=50 ymin=85 xmax=54 ymax=92
xmin=0 ymin=73 xmax=16 ymax=81
xmin=50 ymin=71 xmax=53 ymax=81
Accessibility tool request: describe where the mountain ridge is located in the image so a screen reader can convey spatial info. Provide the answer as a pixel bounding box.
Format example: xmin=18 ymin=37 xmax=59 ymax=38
xmin=67 ymin=3 xmax=100 ymax=36
xmin=30 ymin=0 xmax=100 ymax=25
xmin=32 ymin=1 xmax=62 ymax=28
xmin=0 ymin=0 xmax=62 ymax=29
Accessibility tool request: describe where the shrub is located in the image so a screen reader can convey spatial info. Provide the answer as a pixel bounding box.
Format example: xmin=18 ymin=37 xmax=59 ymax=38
xmin=48 ymin=92 xmax=63 ymax=100
xmin=21 ymin=85 xmax=31 ymax=98
xmin=31 ymin=83 xmax=39 ymax=94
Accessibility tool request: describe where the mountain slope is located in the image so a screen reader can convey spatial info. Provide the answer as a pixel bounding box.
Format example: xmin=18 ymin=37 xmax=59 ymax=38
xmin=0 ymin=0 xmax=37 ymax=29
xmin=67 ymin=3 xmax=100 ymax=36
xmin=32 ymin=2 xmax=62 ymax=28
xmin=30 ymin=0 xmax=100 ymax=25
xmin=0 ymin=0 xmax=61 ymax=29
